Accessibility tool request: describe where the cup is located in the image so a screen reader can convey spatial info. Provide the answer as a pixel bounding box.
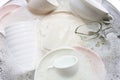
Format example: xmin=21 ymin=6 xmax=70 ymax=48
xmin=5 ymin=21 xmax=40 ymax=74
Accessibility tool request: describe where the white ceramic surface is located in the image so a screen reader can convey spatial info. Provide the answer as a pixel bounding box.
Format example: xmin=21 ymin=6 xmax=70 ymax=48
xmin=48 ymin=55 xmax=79 ymax=76
xmin=69 ymin=0 xmax=109 ymax=21
xmin=0 ymin=4 xmax=21 ymax=36
xmin=5 ymin=21 xmax=40 ymax=74
xmin=34 ymin=47 xmax=106 ymax=80
xmin=0 ymin=0 xmax=10 ymax=7
xmin=53 ymin=55 xmax=78 ymax=69
xmin=27 ymin=0 xmax=58 ymax=14
xmin=38 ymin=12 xmax=85 ymax=53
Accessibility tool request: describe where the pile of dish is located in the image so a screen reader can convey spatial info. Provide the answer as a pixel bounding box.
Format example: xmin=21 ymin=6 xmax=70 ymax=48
xmin=0 ymin=0 xmax=114 ymax=80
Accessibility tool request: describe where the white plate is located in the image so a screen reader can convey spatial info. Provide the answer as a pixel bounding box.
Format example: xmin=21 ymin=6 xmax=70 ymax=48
xmin=34 ymin=46 xmax=106 ymax=80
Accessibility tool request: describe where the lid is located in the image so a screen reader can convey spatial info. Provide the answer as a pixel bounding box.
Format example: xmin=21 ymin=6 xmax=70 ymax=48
xmin=34 ymin=46 xmax=106 ymax=80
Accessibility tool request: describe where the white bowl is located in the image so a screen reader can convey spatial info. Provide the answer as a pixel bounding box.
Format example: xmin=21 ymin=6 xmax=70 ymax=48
xmin=69 ymin=0 xmax=109 ymax=21
xmin=27 ymin=0 xmax=58 ymax=14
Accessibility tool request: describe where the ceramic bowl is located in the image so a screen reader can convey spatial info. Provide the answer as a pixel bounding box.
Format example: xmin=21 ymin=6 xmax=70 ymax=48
xmin=69 ymin=0 xmax=109 ymax=21
xmin=27 ymin=0 xmax=58 ymax=14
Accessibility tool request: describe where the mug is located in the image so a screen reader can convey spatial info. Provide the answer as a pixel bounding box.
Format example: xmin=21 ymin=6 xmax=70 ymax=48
xmin=5 ymin=21 xmax=40 ymax=74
